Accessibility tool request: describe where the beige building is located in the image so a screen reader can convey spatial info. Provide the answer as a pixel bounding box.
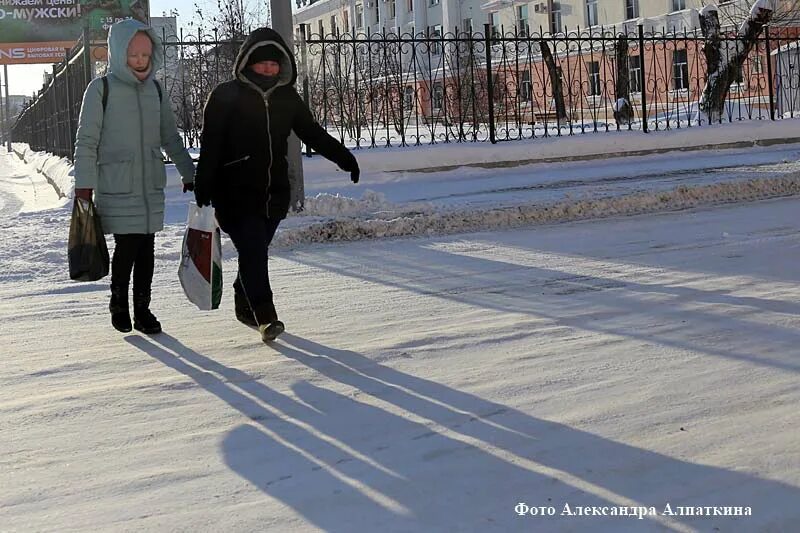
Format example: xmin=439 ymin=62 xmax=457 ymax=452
xmin=291 ymin=0 xmax=728 ymax=40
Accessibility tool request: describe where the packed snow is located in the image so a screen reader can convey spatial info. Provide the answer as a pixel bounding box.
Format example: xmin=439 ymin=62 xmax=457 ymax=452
xmin=2 ymin=126 xmax=800 ymax=531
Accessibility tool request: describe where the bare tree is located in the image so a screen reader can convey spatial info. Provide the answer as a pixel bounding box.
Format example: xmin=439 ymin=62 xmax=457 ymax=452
xmin=698 ymin=0 xmax=775 ymax=122
xmin=167 ymin=0 xmax=270 ymax=143
xmin=699 ymin=0 xmax=800 ymax=27
xmin=613 ymin=34 xmax=635 ymax=125
xmin=539 ymin=39 xmax=567 ymax=122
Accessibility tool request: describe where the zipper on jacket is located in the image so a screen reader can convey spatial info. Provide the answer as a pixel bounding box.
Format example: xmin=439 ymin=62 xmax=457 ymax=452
xmin=137 ymin=85 xmax=150 ymax=232
xmin=223 ymin=155 xmax=250 ymax=166
xmin=264 ymin=94 xmax=273 ymax=218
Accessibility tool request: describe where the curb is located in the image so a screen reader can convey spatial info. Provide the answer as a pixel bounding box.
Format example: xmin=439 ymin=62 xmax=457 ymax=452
xmin=397 ymin=136 xmax=800 ymax=174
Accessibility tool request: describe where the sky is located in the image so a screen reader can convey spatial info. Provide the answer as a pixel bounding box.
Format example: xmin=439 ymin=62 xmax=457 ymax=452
xmin=3 ymin=0 xmax=217 ymax=97
xmin=1 ymin=123 xmax=800 ymax=531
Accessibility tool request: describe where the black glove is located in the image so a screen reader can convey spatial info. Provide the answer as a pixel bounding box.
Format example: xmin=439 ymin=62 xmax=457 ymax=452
xmin=340 ymin=154 xmax=360 ymax=184
xmin=183 ymin=182 xmax=195 ymax=193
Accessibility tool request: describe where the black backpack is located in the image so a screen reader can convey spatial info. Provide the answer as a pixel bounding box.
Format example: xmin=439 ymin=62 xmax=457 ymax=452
xmin=101 ymin=75 xmax=163 ymax=112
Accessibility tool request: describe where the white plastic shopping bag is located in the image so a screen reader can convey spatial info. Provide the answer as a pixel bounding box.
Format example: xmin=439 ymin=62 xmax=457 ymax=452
xmin=179 ymin=203 xmax=223 ymax=310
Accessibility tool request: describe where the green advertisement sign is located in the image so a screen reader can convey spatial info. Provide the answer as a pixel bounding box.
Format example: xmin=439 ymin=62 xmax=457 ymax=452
xmin=0 ymin=0 xmax=149 ymax=44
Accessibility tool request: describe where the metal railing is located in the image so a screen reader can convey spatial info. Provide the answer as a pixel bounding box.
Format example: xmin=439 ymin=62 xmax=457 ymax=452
xmin=11 ymin=23 xmax=800 ymax=159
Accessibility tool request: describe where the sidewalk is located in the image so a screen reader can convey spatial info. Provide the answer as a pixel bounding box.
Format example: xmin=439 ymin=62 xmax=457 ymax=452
xmin=2 ymin=190 xmax=799 ymax=531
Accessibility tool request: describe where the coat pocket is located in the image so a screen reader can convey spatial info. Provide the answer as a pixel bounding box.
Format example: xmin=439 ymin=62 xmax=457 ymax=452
xmin=97 ymin=149 xmax=133 ymax=194
xmin=150 ymin=147 xmax=167 ymax=189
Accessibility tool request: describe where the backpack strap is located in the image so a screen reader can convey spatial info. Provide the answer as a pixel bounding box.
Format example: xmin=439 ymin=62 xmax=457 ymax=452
xmin=100 ymin=76 xmax=162 ymax=113
xmin=153 ymin=79 xmax=163 ymax=103
xmin=101 ymin=75 xmax=109 ymax=112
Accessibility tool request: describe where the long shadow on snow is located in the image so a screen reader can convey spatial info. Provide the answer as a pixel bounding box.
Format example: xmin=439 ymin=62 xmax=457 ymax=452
xmin=127 ymin=333 xmax=799 ymax=532
xmin=283 ymin=236 xmax=800 ymax=374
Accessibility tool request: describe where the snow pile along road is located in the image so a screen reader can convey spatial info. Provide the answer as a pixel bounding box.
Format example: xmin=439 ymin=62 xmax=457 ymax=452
xmin=7 ymin=140 xmax=800 ymax=251
xmin=275 ymin=173 xmax=800 ymax=246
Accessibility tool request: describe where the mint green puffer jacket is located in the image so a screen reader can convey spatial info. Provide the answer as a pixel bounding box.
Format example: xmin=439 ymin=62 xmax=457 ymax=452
xmin=73 ymin=19 xmax=195 ymax=235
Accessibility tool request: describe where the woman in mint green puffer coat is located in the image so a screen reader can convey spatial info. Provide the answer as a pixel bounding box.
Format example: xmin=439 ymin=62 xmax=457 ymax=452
xmin=73 ymin=18 xmax=195 ymax=335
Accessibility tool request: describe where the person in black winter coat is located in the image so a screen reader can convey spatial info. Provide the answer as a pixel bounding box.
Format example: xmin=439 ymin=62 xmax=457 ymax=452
xmin=194 ymin=27 xmax=359 ymax=343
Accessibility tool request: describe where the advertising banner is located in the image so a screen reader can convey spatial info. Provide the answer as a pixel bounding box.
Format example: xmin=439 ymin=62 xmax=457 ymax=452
xmin=0 ymin=0 xmax=148 ymax=64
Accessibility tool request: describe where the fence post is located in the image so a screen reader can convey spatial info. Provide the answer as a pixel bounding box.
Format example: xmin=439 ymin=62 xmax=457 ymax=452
xmin=484 ymin=23 xmax=496 ymax=144
xmin=765 ymin=26 xmax=775 ymax=121
xmin=0 ymin=67 xmax=6 ymax=147
xmin=638 ymin=24 xmax=648 ymax=133
xmin=299 ymin=24 xmax=312 ymax=157
xmin=82 ymin=24 xmax=92 ymax=86
xmin=65 ymin=48 xmax=76 ymax=160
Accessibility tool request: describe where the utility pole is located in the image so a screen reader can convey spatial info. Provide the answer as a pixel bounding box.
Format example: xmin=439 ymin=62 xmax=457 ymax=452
xmin=269 ymin=0 xmax=305 ymax=209
xmin=0 ymin=67 xmax=5 ymax=149
xmin=3 ymin=65 xmax=11 ymax=152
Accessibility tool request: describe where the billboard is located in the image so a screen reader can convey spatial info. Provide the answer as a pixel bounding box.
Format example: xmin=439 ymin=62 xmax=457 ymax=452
xmin=0 ymin=0 xmax=148 ymax=64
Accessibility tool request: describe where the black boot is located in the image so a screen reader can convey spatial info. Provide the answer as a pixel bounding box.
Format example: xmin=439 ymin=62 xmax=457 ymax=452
xmin=133 ymin=293 xmax=162 ymax=334
xmin=110 ymin=286 xmax=132 ymax=333
xmin=233 ymin=280 xmax=257 ymax=327
xmin=254 ymin=301 xmax=284 ymax=343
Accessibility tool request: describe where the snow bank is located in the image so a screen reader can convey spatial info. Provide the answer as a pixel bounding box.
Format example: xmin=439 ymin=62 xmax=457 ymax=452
xmin=10 ymin=143 xmax=75 ymax=199
xmin=274 ymin=174 xmax=800 ymax=247
xmin=300 ymin=189 xmax=403 ymax=217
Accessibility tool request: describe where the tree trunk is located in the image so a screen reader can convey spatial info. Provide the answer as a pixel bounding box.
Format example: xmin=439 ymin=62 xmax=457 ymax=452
xmin=699 ymin=1 xmax=773 ymax=123
xmin=614 ymin=34 xmax=635 ymax=125
xmin=539 ymin=39 xmax=567 ymax=122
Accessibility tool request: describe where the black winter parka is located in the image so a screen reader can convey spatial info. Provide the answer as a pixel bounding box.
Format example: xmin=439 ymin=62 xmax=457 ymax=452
xmin=194 ymin=28 xmax=357 ymax=219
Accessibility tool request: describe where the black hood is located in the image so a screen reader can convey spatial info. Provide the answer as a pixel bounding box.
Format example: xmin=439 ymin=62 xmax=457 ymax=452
xmin=234 ymin=27 xmax=297 ymax=89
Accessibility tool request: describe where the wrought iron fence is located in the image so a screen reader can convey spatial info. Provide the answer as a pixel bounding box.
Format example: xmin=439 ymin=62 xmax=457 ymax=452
xmin=11 ymin=23 xmax=800 ymax=160
xmin=303 ymin=24 xmax=800 ymax=148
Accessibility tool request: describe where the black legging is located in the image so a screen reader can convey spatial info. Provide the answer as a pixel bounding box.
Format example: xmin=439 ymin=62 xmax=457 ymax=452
xmin=217 ymin=214 xmax=281 ymax=311
xmin=111 ymin=233 xmax=155 ymax=296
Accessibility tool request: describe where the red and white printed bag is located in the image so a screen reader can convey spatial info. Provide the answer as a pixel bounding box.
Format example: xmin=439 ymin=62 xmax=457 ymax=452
xmin=178 ymin=203 xmax=223 ymax=310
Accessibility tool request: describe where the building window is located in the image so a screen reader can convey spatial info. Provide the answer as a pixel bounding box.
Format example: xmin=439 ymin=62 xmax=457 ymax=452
xmin=404 ymin=86 xmax=414 ymax=109
xmin=586 ymin=0 xmax=598 ymax=26
xmin=374 ymin=1 xmax=379 ymax=24
xmin=588 ymin=61 xmax=601 ymax=96
xmin=671 ymin=0 xmax=686 ymax=11
xmin=387 ymin=0 xmax=396 ymax=19
xmin=626 ymin=0 xmax=639 ymax=20
xmin=751 ymin=55 xmax=763 ymax=74
xmin=330 ymin=15 xmax=337 ymax=34
xmin=521 ymin=70 xmax=532 ymax=101
xmin=432 ymin=83 xmax=444 ymax=111
xmin=673 ymin=49 xmax=689 ymax=90
xmin=355 ymin=4 xmax=363 ymax=29
xmin=462 ymin=18 xmax=473 ymax=35
xmin=428 ymin=24 xmax=443 ymax=55
xmin=489 ymin=13 xmax=500 ymax=40
xmin=343 ymin=10 xmax=349 ymax=32
xmin=516 ymin=5 xmax=529 ymax=36
xmin=550 ymin=2 xmax=562 ymax=33
xmin=430 ymin=0 xmax=439 ymax=5
xmin=407 ymin=0 xmax=413 ymax=12
xmin=628 ymin=54 xmax=642 ymax=93
xmin=318 ymin=19 xmax=324 ymax=37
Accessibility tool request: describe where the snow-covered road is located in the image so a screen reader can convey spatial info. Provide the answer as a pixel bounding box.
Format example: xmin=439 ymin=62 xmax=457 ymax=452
xmin=1 ymin=146 xmax=799 ymax=531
